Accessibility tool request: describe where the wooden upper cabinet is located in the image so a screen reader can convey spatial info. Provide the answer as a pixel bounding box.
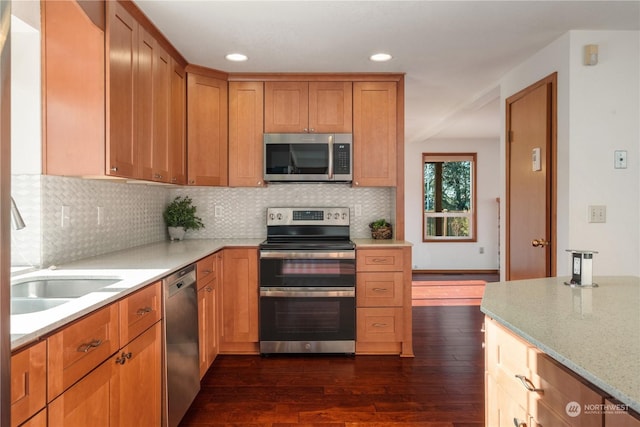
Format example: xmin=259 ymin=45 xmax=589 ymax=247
xmin=106 ymin=1 xmax=137 ymax=178
xmin=264 ymin=81 xmax=352 ymax=133
xmin=42 ymin=0 xmax=105 ymax=176
xmin=170 ymin=61 xmax=187 ymax=185
xmin=187 ymin=73 xmax=228 ymax=186
xmin=228 ymin=81 xmax=265 ymax=187
xmin=353 ymin=81 xmax=397 ymax=187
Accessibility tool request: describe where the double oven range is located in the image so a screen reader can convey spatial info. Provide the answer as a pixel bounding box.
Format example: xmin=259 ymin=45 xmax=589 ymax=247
xmin=259 ymin=207 xmax=356 ymax=354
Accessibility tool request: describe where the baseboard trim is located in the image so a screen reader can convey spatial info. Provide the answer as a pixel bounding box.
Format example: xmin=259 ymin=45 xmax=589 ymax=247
xmin=412 ymin=269 xmax=499 ymax=275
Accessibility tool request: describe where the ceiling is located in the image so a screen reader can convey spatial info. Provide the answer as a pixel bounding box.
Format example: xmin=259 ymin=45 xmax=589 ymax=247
xmin=134 ymin=1 xmax=640 ymax=144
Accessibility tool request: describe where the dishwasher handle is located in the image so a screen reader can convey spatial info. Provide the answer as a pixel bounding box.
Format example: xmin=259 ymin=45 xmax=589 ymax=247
xmin=164 ymin=264 xmax=197 ymax=298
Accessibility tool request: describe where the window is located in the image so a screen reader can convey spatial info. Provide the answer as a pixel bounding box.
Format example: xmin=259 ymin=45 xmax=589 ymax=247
xmin=423 ymin=153 xmax=476 ymax=242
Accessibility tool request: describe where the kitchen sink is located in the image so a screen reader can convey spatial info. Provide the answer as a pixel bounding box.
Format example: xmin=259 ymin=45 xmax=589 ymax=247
xmin=11 ymin=297 xmax=74 ymax=315
xmin=11 ymin=278 xmax=121 ymax=299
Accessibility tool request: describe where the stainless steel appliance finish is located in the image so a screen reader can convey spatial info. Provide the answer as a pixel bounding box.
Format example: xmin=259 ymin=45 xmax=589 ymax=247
xmin=163 ymin=265 xmax=200 ymax=427
xmin=263 ymin=133 xmax=352 ymax=182
xmin=259 ymin=207 xmax=356 ymax=354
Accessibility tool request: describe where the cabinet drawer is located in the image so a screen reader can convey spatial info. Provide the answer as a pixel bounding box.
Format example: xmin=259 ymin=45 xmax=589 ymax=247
xmin=356 ymin=272 xmax=403 ymax=307
xmin=47 ymin=303 xmax=119 ymax=401
xmin=530 ymin=352 xmax=603 ymax=427
xmin=197 ymin=253 xmax=217 ymax=287
xmin=357 ymin=307 xmax=403 ymax=342
xmin=11 ymin=341 xmax=46 ymax=427
xmin=485 ymin=317 xmax=532 ymax=377
xmin=604 ymin=399 xmax=640 ymax=427
xmin=356 ymin=248 xmax=404 ymax=272
xmin=119 ymin=281 xmax=162 ymax=345
xmin=19 ymin=408 xmax=47 ymax=427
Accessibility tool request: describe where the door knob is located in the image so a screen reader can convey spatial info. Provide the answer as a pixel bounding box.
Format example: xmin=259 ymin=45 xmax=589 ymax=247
xmin=532 ymin=238 xmax=549 ymax=247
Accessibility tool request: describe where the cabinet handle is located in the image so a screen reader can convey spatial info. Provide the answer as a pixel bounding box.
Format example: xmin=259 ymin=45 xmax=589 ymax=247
xmin=189 ymin=180 xmax=195 ymax=184
xmin=309 ymin=128 xmax=315 ymax=132
xmin=171 ymin=177 xmax=177 ymax=183
xmin=115 ymin=351 xmax=133 ymax=365
xmin=110 ymin=167 xmax=118 ymax=172
xmin=372 ymin=287 xmax=389 ymax=292
xmin=515 ymin=374 xmax=544 ymax=393
xmin=513 ymin=418 xmax=527 ymax=427
xmin=136 ymin=306 xmax=153 ymax=316
xmin=480 ymin=323 xmax=485 ymax=333
xmin=77 ymin=339 xmax=103 ymax=353
xmin=303 ymin=128 xmax=308 ymax=132
xmin=372 ymin=258 xmax=389 ymax=263
xmin=205 ymin=286 xmax=213 ymax=292
xmin=372 ymin=323 xmax=388 ymax=328
xmin=154 ymin=173 xmax=163 ymax=179
xmin=202 ymin=269 xmax=212 ymax=275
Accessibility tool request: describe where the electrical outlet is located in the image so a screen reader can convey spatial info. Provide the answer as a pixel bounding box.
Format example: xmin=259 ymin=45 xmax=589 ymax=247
xmin=354 ymin=204 xmax=362 ymax=217
xmin=614 ymin=150 xmax=627 ymax=169
xmin=479 ymin=247 xmax=485 ymax=254
xmin=61 ymin=205 xmax=71 ymax=228
xmin=214 ymin=205 xmax=223 ymax=217
xmin=588 ymin=205 xmax=606 ymax=223
xmin=97 ymin=206 xmax=105 ymax=226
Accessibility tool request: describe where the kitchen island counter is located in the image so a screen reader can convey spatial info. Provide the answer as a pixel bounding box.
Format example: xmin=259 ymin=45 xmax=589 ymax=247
xmin=481 ymin=276 xmax=640 ymax=413
xmin=11 ymin=239 xmax=262 ymax=350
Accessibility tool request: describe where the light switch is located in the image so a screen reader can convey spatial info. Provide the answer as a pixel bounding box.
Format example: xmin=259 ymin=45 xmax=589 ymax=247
xmin=588 ymin=205 xmax=606 ymax=223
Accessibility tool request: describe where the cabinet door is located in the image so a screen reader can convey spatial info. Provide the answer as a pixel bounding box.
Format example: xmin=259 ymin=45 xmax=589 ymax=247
xmin=309 ymin=81 xmax=352 ymax=133
xmin=151 ymin=42 xmax=172 ymax=182
xmin=48 ymin=359 xmax=112 ymax=426
xmin=264 ymin=81 xmax=309 ymax=133
xmin=111 ymin=322 xmax=162 ymax=427
xmin=198 ymin=282 xmax=217 ymax=378
xmin=136 ymin=26 xmax=154 ymax=181
xmin=42 ymin=0 xmax=105 ymax=176
xmin=221 ymin=248 xmax=259 ymax=352
xmin=187 ymin=73 xmax=228 ymax=186
xmin=106 ymin=0 xmax=137 ymax=178
xmin=170 ymin=60 xmax=187 ymax=184
xmin=229 ymin=81 xmax=265 ymax=187
xmin=353 ymin=81 xmax=397 ymax=186
xmin=11 ymin=341 xmax=46 ymax=427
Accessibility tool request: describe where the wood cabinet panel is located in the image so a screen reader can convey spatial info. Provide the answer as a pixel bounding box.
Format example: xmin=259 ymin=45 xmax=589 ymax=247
xmin=229 ymin=81 xmax=265 ymax=187
xmin=11 ymin=341 xmax=46 ymax=427
xmin=220 ymin=248 xmax=259 ymax=353
xmin=106 ymin=0 xmax=137 ymax=178
xmin=18 ymin=408 xmax=47 ymax=427
xmin=604 ymin=399 xmax=640 ymax=427
xmin=170 ymin=61 xmax=187 ymax=184
xmin=356 ymin=248 xmax=405 ymax=272
xmin=308 ymin=81 xmax=352 ymax=133
xmin=356 ymin=271 xmax=403 ymax=307
xmin=42 ymin=0 xmax=105 ymax=176
xmin=353 ymin=81 xmax=397 ymax=186
xmin=197 ymin=252 xmax=220 ymax=376
xmin=264 ymin=81 xmax=308 ymax=133
xmin=48 ymin=359 xmax=112 ymax=426
xmin=187 ymin=73 xmax=228 ymax=186
xmin=151 ymin=43 xmax=172 ymax=182
xmin=118 ymin=281 xmax=162 ymax=345
xmin=110 ymin=322 xmax=162 ymax=427
xmin=197 ymin=253 xmax=217 ymax=287
xmin=47 ymin=303 xmax=119 ymax=401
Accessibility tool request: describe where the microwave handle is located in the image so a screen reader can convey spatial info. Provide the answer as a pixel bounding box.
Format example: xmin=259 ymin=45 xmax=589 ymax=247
xmin=327 ymin=135 xmax=334 ymax=179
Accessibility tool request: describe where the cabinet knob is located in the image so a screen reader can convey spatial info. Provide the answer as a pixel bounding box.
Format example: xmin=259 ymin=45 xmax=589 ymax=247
xmin=171 ymin=177 xmax=177 ymax=183
xmin=189 ymin=180 xmax=195 ymax=184
xmin=512 ymin=419 xmax=527 ymax=427
xmin=309 ymin=128 xmax=315 ymax=132
xmin=110 ymin=167 xmax=118 ymax=172
xmin=154 ymin=173 xmax=163 ymax=179
xmin=303 ymin=128 xmax=308 ymax=132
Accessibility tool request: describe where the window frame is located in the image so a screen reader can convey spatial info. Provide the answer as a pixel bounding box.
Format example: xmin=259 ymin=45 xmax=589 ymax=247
xmin=422 ymin=152 xmax=477 ymax=242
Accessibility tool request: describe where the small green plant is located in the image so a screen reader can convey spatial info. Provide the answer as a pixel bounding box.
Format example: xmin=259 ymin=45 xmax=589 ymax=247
xmin=163 ymin=196 xmax=204 ymax=231
xmin=369 ymin=218 xmax=391 ymax=230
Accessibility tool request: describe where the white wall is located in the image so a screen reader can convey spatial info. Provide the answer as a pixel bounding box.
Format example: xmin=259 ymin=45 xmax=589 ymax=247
xmin=500 ymin=30 xmax=639 ymax=277
xmin=406 ymin=138 xmax=500 ymax=270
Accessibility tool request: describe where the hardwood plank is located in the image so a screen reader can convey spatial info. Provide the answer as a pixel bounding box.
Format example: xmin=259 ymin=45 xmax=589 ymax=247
xmin=180 ymin=306 xmax=484 ymax=426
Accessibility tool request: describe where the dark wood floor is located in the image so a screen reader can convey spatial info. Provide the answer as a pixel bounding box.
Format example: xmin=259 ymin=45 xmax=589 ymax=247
xmin=180 ymin=306 xmax=485 ymax=427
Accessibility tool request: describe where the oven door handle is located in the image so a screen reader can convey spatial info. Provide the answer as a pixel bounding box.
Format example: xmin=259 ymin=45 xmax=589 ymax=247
xmin=260 ymin=250 xmax=355 ymax=259
xmin=260 ymin=287 xmax=355 ymax=298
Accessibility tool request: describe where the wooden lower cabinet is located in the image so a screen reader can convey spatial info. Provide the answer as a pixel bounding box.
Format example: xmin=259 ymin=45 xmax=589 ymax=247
xmin=355 ymin=247 xmax=413 ymax=356
xmin=220 ymin=248 xmax=259 ymax=354
xmin=197 ymin=252 xmax=221 ymax=378
xmin=11 ymin=341 xmax=46 ymax=427
xmin=48 ymin=322 xmax=162 ymax=426
xmin=484 ymin=316 xmax=605 ymax=427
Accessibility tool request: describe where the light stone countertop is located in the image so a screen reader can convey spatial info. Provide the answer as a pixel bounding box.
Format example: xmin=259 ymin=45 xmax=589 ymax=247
xmin=352 ymin=238 xmax=413 ymax=247
xmin=11 ymin=238 xmax=262 ymax=351
xmin=481 ymin=276 xmax=640 ymax=413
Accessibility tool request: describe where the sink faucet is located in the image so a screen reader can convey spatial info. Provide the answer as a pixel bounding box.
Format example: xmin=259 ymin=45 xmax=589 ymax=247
xmin=10 ymin=197 xmax=26 ymax=230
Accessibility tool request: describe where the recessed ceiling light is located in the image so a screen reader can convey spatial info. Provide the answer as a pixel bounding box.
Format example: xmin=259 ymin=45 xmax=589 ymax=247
xmin=225 ymin=53 xmax=248 ymax=62
xmin=369 ymin=53 xmax=392 ymax=62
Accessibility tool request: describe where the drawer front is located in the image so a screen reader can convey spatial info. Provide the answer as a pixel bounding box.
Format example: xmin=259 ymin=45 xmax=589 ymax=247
xmin=119 ymin=281 xmax=162 ymax=345
xmin=11 ymin=341 xmax=46 ymax=427
xmin=356 ymin=248 xmax=404 ymax=272
xmin=356 ymin=271 xmax=403 ymax=307
xmin=356 ymin=307 xmax=403 ymax=342
xmin=197 ymin=253 xmax=217 ymax=287
xmin=530 ymin=352 xmax=603 ymax=427
xmin=485 ymin=317 xmax=531 ymax=377
xmin=603 ymin=399 xmax=640 ymax=427
xmin=47 ymin=303 xmax=119 ymax=401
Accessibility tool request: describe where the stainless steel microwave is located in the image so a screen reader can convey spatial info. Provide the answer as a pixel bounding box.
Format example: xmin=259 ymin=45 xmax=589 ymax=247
xmin=263 ymin=133 xmax=352 ymax=182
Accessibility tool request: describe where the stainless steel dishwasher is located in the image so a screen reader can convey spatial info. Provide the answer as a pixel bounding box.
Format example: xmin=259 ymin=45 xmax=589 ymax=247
xmin=163 ymin=264 xmax=200 ymax=427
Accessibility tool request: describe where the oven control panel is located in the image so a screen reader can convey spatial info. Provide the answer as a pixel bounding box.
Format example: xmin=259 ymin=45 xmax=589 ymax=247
xmin=266 ymin=207 xmax=350 ymax=226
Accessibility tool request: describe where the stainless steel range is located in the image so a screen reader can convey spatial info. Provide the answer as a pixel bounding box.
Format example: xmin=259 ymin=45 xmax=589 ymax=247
xmin=259 ymin=207 xmax=356 ymax=354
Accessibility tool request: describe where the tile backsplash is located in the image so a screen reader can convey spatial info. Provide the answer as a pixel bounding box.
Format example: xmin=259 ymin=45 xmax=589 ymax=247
xmin=11 ymin=175 xmax=394 ymax=268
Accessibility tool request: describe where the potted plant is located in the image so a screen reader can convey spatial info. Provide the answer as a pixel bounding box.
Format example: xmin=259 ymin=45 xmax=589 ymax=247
xmin=163 ymin=196 xmax=204 ymax=241
xmin=369 ymin=218 xmax=392 ymax=240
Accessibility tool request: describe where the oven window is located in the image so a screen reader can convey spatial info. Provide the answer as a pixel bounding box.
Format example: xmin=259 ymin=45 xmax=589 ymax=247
xmin=259 ymin=296 xmax=355 ymax=341
xmin=260 ymin=258 xmax=355 ymax=287
xmin=265 ymin=143 xmax=329 ymax=175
